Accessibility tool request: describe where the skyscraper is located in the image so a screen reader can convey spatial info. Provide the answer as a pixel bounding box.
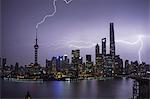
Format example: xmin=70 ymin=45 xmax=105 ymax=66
xmin=57 ymin=56 xmax=63 ymax=70
xmin=71 ymin=49 xmax=80 ymax=77
xmin=95 ymin=44 xmax=100 ymax=65
xmin=46 ymin=59 xmax=51 ymax=68
xmin=86 ymin=54 xmax=93 ymax=73
xmin=64 ymin=54 xmax=69 ymax=65
xmin=95 ymin=44 xmax=100 ymax=57
xmin=34 ymin=32 xmax=39 ymax=66
xmin=110 ymin=23 xmax=115 ymax=57
xmin=71 ymin=49 xmax=80 ymax=68
xmin=95 ymin=43 xmax=100 ymax=65
xmin=86 ymin=55 xmax=92 ymax=62
xmin=63 ymin=54 xmax=69 ymax=70
xmin=102 ymin=38 xmax=106 ymax=55
xmin=2 ymin=58 xmax=6 ymax=67
xmin=95 ymin=44 xmax=103 ymax=73
xmin=109 ymin=23 xmax=123 ymax=76
xmin=51 ymin=57 xmax=57 ymax=72
xmin=114 ymin=55 xmax=123 ymax=75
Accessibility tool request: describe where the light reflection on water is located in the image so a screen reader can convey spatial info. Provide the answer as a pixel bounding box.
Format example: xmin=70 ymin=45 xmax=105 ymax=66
xmin=1 ymin=78 xmax=133 ymax=99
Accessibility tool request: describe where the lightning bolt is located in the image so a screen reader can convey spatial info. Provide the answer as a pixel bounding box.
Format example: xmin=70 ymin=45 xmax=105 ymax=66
xmin=116 ymin=35 xmax=145 ymax=63
xmin=55 ymin=35 xmax=148 ymax=63
xmin=36 ymin=0 xmax=72 ymax=30
xmin=35 ymin=0 xmax=148 ymax=63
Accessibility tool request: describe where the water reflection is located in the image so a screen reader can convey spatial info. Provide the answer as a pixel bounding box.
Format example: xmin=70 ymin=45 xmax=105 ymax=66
xmin=1 ymin=78 xmax=133 ymax=99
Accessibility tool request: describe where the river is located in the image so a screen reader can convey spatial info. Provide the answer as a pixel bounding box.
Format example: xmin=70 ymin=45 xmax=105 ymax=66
xmin=1 ymin=78 xmax=133 ymax=99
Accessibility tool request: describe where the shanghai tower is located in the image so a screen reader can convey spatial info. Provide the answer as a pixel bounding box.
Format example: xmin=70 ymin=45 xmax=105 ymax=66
xmin=110 ymin=23 xmax=115 ymax=57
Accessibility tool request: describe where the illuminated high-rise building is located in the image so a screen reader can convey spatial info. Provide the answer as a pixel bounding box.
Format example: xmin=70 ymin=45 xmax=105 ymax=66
xmin=86 ymin=55 xmax=92 ymax=62
xmin=109 ymin=23 xmax=123 ymax=76
xmin=46 ymin=59 xmax=51 ymax=68
xmin=125 ymin=60 xmax=130 ymax=74
xmin=71 ymin=49 xmax=80 ymax=77
xmin=51 ymin=57 xmax=57 ymax=72
xmin=114 ymin=55 xmax=123 ymax=75
xmin=71 ymin=49 xmax=80 ymax=68
xmin=110 ymin=23 xmax=115 ymax=57
xmin=64 ymin=54 xmax=69 ymax=65
xmin=95 ymin=44 xmax=100 ymax=57
xmin=95 ymin=44 xmax=100 ymax=65
xmin=63 ymin=54 xmax=69 ymax=70
xmin=79 ymin=57 xmax=83 ymax=65
xmin=95 ymin=44 xmax=104 ymax=74
xmin=95 ymin=44 xmax=99 ymax=64
xmin=86 ymin=54 xmax=93 ymax=73
xmin=57 ymin=56 xmax=63 ymax=70
xmin=102 ymin=38 xmax=106 ymax=55
xmin=104 ymin=54 xmax=113 ymax=77
xmin=2 ymin=58 xmax=6 ymax=67
xmin=64 ymin=55 xmax=68 ymax=62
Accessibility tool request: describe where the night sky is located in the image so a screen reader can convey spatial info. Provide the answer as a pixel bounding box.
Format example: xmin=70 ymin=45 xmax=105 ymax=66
xmin=0 ymin=0 xmax=1 ymax=57
xmin=1 ymin=0 xmax=150 ymax=66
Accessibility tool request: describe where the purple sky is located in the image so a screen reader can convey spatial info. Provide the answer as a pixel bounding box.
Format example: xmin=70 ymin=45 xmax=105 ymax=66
xmin=1 ymin=0 xmax=150 ymax=66
xmin=0 ymin=0 xmax=1 ymax=57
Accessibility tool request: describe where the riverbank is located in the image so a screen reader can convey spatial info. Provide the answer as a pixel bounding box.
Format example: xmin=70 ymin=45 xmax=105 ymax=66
xmin=2 ymin=76 xmax=118 ymax=83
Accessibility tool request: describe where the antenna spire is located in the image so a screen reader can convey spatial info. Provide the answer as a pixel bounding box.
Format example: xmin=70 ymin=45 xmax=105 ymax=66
xmin=34 ymin=28 xmax=39 ymax=66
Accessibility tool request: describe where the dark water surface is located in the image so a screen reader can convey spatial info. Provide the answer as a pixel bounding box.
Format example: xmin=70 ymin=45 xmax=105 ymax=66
xmin=1 ymin=78 xmax=133 ymax=99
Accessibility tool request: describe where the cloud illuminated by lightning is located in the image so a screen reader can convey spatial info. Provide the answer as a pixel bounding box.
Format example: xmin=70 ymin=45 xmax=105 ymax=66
xmin=66 ymin=40 xmax=96 ymax=49
xmin=40 ymin=40 xmax=96 ymax=50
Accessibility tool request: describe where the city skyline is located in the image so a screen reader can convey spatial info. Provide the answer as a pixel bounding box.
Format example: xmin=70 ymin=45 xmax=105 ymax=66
xmin=1 ymin=1 xmax=150 ymax=98
xmin=1 ymin=0 xmax=150 ymax=66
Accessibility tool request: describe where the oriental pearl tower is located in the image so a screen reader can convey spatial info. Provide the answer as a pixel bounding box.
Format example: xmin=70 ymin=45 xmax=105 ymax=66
xmin=34 ymin=30 xmax=39 ymax=66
